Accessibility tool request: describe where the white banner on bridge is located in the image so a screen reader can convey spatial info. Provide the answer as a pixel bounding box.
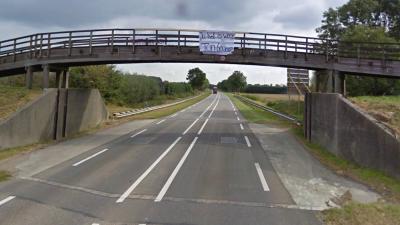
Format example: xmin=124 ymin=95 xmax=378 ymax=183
xmin=199 ymin=31 xmax=235 ymax=55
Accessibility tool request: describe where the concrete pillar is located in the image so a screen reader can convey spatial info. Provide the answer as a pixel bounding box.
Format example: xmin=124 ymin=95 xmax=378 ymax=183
xmin=55 ymin=71 xmax=62 ymax=89
xmin=326 ymin=70 xmax=334 ymax=93
xmin=333 ymin=71 xmax=346 ymax=95
xmin=42 ymin=64 xmax=49 ymax=89
xmin=62 ymin=70 xmax=69 ymax=88
xmin=25 ymin=66 xmax=33 ymax=89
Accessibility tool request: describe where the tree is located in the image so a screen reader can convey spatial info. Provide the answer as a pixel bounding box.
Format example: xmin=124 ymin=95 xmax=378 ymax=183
xmin=186 ymin=67 xmax=207 ymax=90
xmin=316 ymin=0 xmax=400 ymax=96
xmin=227 ymin=71 xmax=247 ymax=92
xmin=316 ymin=8 xmax=343 ymax=40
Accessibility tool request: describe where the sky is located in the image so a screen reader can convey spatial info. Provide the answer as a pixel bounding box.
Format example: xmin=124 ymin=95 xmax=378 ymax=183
xmin=0 ymin=0 xmax=347 ymax=85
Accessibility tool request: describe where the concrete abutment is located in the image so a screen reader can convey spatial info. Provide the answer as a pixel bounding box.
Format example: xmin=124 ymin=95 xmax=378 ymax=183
xmin=0 ymin=89 xmax=108 ymax=150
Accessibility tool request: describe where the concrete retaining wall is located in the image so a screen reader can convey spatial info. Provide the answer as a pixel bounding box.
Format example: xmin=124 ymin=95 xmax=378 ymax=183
xmin=0 ymin=88 xmax=108 ymax=150
xmin=305 ymin=93 xmax=400 ymax=179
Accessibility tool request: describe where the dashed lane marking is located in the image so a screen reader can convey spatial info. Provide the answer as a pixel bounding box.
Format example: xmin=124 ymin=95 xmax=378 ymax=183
xmin=254 ymin=163 xmax=270 ymax=192
xmin=244 ymin=136 xmax=252 ymax=147
xmin=131 ymin=129 xmax=147 ymax=138
xmin=73 ymin=149 xmax=109 ymax=167
xmin=0 ymin=196 xmax=15 ymax=207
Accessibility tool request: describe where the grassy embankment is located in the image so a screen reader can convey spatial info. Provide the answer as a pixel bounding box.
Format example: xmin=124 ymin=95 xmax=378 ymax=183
xmin=0 ymin=87 xmax=209 ymax=182
xmin=0 ymin=85 xmax=42 ymax=121
xmin=350 ymin=96 xmax=400 ymax=137
xmin=228 ymin=93 xmax=400 ymax=225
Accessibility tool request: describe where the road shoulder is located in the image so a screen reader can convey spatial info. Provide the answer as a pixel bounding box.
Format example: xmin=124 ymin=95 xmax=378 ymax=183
xmin=249 ymin=123 xmax=380 ymax=210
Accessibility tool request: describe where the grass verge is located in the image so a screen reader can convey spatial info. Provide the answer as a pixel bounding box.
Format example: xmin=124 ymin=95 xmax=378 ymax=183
xmin=240 ymin=93 xmax=304 ymax=121
xmin=112 ymin=92 xmax=210 ymax=121
xmin=228 ymin=93 xmax=290 ymax=125
xmin=227 ymin=93 xmax=400 ymax=225
xmin=0 ymin=170 xmax=11 ymax=182
xmin=322 ymin=202 xmax=400 ymax=225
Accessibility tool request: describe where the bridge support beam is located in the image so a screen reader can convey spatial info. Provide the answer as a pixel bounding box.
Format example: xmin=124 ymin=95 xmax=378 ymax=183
xmin=333 ymin=71 xmax=346 ymax=96
xmin=55 ymin=71 xmax=62 ymax=89
xmin=25 ymin=66 xmax=33 ymax=89
xmin=42 ymin=65 xmax=50 ymax=89
xmin=315 ymin=70 xmax=346 ymax=95
xmin=62 ymin=70 xmax=69 ymax=88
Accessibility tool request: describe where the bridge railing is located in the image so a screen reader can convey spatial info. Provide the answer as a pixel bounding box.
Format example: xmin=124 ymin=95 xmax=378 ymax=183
xmin=0 ymin=28 xmax=399 ymax=63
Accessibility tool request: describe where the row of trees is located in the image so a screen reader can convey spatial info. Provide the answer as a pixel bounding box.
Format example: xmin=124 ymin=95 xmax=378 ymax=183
xmin=217 ymin=71 xmax=247 ymax=92
xmin=0 ymin=65 xmax=210 ymax=107
xmin=69 ymin=65 xmax=195 ymax=106
xmin=186 ymin=67 xmax=210 ymax=90
xmin=316 ymin=0 xmax=400 ymax=96
xmin=245 ymin=84 xmax=287 ymax=94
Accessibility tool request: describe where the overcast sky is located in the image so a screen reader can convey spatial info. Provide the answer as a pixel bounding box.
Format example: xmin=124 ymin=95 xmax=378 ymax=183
xmin=0 ymin=0 xmax=347 ymax=84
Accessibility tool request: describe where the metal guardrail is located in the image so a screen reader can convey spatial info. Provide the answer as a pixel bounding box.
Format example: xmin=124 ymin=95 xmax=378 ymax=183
xmin=0 ymin=28 xmax=399 ymax=62
xmin=113 ymin=94 xmax=202 ymax=119
xmin=235 ymin=95 xmax=302 ymax=125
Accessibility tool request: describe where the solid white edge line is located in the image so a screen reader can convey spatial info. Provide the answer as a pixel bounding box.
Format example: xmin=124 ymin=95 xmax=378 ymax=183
xmin=73 ymin=149 xmax=109 ymax=167
xmin=92 ymin=223 xmax=100 ymax=225
xmin=131 ymin=129 xmax=147 ymax=138
xmin=244 ymin=136 xmax=252 ymax=147
xmin=116 ymin=137 xmax=182 ymax=203
xmin=155 ymin=137 xmax=199 ymax=202
xmin=156 ymin=119 xmax=166 ymax=125
xmin=240 ymin=124 xmax=244 ymax=130
xmin=0 ymin=196 xmax=15 ymax=206
xmin=170 ymin=113 xmax=178 ymax=118
xmin=254 ymin=163 xmax=270 ymax=192
xmin=197 ymin=118 xmax=209 ymax=135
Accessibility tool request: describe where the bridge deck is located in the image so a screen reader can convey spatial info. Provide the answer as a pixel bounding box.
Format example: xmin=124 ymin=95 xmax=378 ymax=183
xmin=0 ymin=29 xmax=399 ymax=78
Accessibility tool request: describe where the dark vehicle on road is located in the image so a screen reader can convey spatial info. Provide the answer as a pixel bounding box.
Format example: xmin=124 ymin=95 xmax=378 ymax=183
xmin=212 ymin=87 xmax=218 ymax=94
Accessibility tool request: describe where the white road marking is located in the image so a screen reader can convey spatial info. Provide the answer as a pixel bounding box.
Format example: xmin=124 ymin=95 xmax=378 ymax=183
xmin=131 ymin=129 xmax=147 ymax=138
xmin=92 ymin=223 xmax=100 ymax=225
xmin=183 ymin=118 xmax=199 ymax=135
xmin=240 ymin=124 xmax=244 ymax=130
xmin=156 ymin=119 xmax=166 ymax=125
xmin=237 ymin=116 xmax=240 ymax=121
xmin=254 ymin=163 xmax=270 ymax=191
xmin=116 ymin=137 xmax=182 ymax=203
xmin=234 ymin=111 xmax=237 ymax=115
xmin=197 ymin=118 xmax=209 ymax=135
xmin=73 ymin=149 xmax=109 ymax=167
xmin=157 ymin=119 xmax=165 ymax=124
xmin=207 ymin=95 xmax=220 ymax=119
xmin=155 ymin=137 xmax=199 ymax=202
xmin=0 ymin=196 xmax=15 ymax=207
xmin=182 ymin=95 xmax=218 ymax=135
xmin=170 ymin=113 xmax=178 ymax=118
xmin=244 ymin=136 xmax=252 ymax=147
xmin=138 ymin=224 xmax=146 ymax=225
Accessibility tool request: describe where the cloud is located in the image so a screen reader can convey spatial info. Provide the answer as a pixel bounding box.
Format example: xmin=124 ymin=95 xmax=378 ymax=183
xmin=0 ymin=0 xmax=261 ymax=28
xmin=0 ymin=0 xmax=348 ymax=84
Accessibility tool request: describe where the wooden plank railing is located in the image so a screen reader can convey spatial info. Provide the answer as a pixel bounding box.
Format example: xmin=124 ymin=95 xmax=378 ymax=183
xmin=0 ymin=28 xmax=399 ymax=63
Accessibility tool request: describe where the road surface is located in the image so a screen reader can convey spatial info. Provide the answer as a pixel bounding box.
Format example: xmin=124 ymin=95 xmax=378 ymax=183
xmin=0 ymin=93 xmax=321 ymax=225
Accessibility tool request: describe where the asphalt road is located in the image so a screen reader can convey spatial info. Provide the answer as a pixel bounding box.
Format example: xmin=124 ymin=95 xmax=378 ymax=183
xmin=0 ymin=93 xmax=322 ymax=225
